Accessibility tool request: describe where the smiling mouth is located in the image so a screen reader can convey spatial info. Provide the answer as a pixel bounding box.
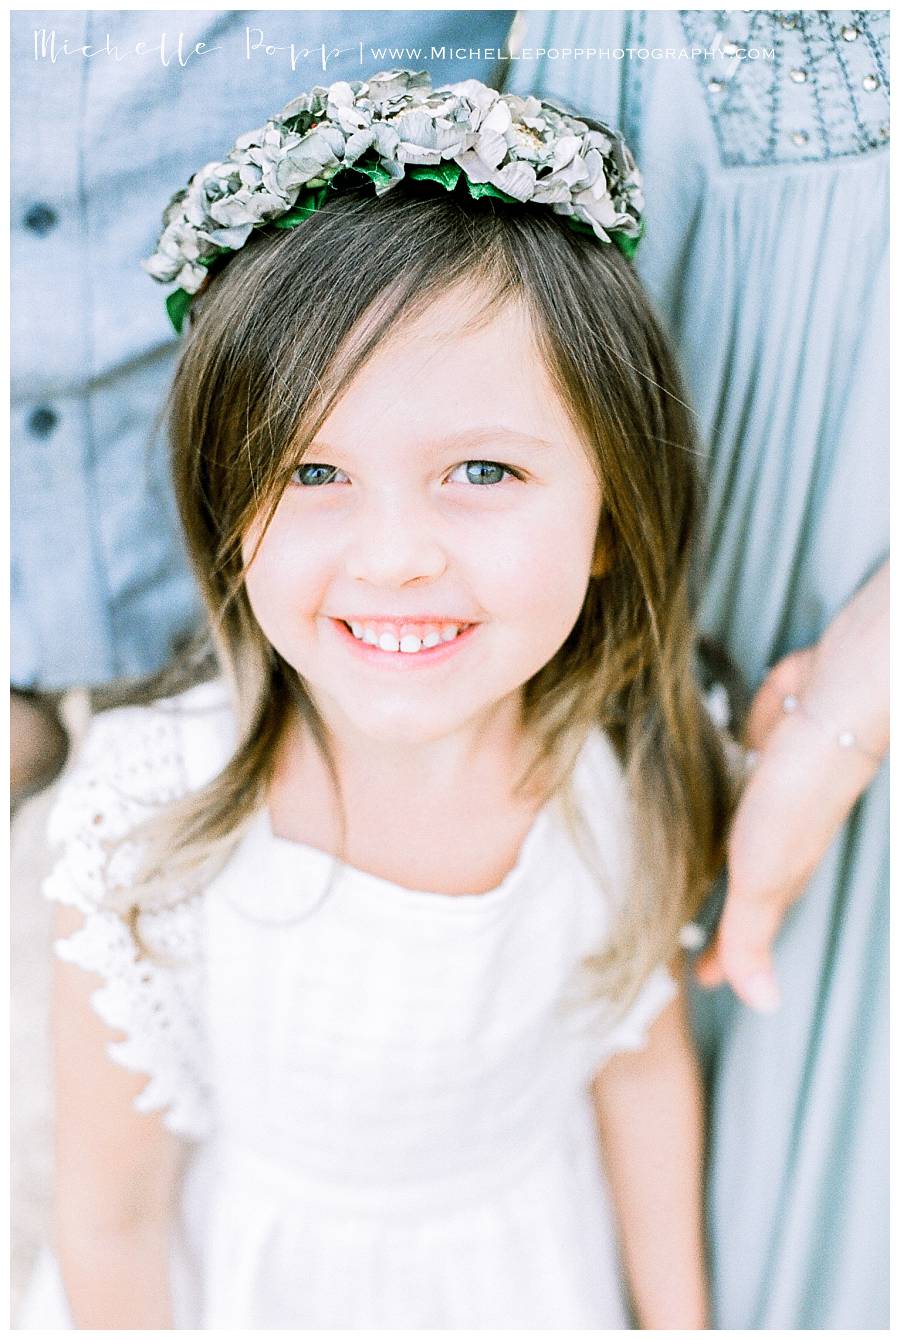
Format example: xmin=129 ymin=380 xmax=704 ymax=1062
xmin=343 ymin=617 xmax=473 ymax=652
xmin=330 ymin=617 xmax=478 ymax=660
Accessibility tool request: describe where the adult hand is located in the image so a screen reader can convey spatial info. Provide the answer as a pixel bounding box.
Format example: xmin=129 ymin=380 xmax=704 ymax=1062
xmin=694 ymin=563 xmax=889 ymax=1012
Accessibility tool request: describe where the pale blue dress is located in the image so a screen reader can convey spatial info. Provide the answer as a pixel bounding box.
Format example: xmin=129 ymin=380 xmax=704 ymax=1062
xmin=509 ymin=10 xmax=889 ymax=1329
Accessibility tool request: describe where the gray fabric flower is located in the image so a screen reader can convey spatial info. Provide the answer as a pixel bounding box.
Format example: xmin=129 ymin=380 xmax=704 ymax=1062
xmin=144 ymin=68 xmax=645 ymax=315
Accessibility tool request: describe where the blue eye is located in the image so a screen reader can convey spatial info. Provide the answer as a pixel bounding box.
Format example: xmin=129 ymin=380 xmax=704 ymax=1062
xmin=449 ymin=461 xmax=517 ymax=486
xmin=291 ymin=460 xmax=518 ymax=488
xmin=291 ymin=463 xmax=348 ymax=487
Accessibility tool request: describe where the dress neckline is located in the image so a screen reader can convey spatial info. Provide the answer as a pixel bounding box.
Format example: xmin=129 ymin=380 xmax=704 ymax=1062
xmin=251 ymin=791 xmax=558 ymax=915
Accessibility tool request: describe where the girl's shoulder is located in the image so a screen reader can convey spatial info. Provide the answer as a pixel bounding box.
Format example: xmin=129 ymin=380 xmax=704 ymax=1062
xmin=568 ymin=727 xmax=631 ymax=827
xmin=573 ymin=726 xmax=626 ymax=786
xmin=43 ymin=677 xmax=238 ymax=934
xmin=46 ymin=677 xmax=236 ymax=850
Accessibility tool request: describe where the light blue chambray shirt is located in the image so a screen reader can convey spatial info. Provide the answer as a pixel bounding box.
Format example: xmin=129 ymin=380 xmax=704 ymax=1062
xmin=11 ymin=9 xmax=514 ymax=689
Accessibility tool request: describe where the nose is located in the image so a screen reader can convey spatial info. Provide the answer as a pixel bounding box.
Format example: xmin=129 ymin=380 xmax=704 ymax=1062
xmin=343 ymin=490 xmax=447 ymax=588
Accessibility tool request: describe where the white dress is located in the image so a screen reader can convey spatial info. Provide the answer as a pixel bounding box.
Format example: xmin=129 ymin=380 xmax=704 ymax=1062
xmin=19 ymin=679 xmax=678 ymax=1330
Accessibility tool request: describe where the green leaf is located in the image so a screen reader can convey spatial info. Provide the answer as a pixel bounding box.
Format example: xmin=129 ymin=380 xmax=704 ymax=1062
xmin=272 ymin=188 xmax=326 ymax=228
xmin=565 ymin=218 xmax=595 ymax=237
xmin=610 ymin=218 xmax=644 ymax=261
xmin=166 ymin=288 xmax=192 ymax=335
xmin=198 ymin=251 xmax=224 ymax=269
xmin=407 ymin=162 xmax=462 ymax=191
xmin=463 ymin=177 xmax=517 ymax=205
xmin=351 ymin=159 xmax=395 ymax=189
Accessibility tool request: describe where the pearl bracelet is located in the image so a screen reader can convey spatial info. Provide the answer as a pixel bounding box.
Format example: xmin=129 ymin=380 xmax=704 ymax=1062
xmin=678 ymin=921 xmax=707 ymax=951
xmin=781 ymin=693 xmax=883 ymax=764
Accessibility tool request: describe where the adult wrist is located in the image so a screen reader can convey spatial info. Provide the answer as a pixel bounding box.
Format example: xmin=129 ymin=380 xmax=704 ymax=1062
xmin=805 ymin=566 xmax=890 ymax=758
xmin=779 ymin=689 xmax=887 ymax=766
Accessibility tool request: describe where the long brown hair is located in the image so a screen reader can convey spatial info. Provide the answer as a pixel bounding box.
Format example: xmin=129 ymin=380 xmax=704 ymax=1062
xmin=123 ymin=179 xmax=736 ymax=1008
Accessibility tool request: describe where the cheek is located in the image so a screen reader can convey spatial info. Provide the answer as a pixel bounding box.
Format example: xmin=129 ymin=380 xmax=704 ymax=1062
xmin=483 ymin=492 xmax=599 ymax=627
xmin=495 ymin=485 xmax=600 ymax=584
xmin=241 ymin=517 xmax=327 ymax=647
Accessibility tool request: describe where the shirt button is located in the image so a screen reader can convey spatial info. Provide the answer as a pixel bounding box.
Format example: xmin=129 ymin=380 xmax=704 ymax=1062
xmin=27 ymin=405 xmax=58 ymax=437
xmin=24 ymin=202 xmax=59 ymax=236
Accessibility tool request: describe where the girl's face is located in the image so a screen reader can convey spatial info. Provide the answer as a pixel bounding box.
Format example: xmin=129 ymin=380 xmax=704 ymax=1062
xmin=242 ymin=286 xmax=602 ymax=746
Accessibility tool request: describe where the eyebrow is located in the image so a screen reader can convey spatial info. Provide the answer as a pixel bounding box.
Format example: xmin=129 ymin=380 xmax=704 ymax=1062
xmin=309 ymin=426 xmax=558 ymax=455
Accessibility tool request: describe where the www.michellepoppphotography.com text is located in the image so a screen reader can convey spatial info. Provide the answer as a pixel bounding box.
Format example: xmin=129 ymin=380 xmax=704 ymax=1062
xmin=32 ymin=26 xmax=775 ymax=70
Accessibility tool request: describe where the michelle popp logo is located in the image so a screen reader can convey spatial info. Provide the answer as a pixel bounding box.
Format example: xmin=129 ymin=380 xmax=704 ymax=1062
xmin=31 ymin=26 xmax=507 ymax=71
xmin=32 ymin=26 xmax=775 ymax=70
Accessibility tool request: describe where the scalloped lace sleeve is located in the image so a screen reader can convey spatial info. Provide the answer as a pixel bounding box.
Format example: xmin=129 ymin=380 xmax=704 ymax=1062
xmin=43 ymin=703 xmax=213 ymax=1142
xmin=597 ymin=964 xmax=679 ymax=1059
xmin=572 ymin=964 xmax=680 ymax=1081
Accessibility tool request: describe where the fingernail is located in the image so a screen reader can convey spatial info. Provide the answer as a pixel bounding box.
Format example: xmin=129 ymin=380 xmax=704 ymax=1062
xmin=743 ymin=749 xmax=759 ymax=774
xmin=695 ymin=972 xmax=722 ymax=991
xmin=742 ymin=972 xmax=781 ymax=1013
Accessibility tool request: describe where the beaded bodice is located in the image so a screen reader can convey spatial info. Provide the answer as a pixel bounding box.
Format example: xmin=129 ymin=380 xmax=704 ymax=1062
xmin=678 ymin=9 xmax=890 ymax=166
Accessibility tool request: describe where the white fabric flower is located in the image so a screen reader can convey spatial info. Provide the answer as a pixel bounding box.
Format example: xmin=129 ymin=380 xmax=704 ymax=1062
xmin=143 ymin=69 xmax=645 ymax=316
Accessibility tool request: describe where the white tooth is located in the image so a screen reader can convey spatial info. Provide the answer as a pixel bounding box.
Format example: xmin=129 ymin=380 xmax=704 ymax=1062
xmin=422 ymin=631 xmax=441 ymax=648
xmin=363 ymin=628 xmax=379 ymax=646
xmin=350 ymin=622 xmax=363 ymax=639
xmin=440 ymin=624 xmax=459 ymax=642
xmin=378 ymin=632 xmax=400 ymax=652
xmin=399 ymin=635 xmax=422 ymax=654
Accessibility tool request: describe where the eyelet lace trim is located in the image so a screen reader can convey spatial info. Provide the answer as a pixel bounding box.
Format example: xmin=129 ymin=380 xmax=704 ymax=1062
xmin=43 ymin=702 xmax=213 ymax=1141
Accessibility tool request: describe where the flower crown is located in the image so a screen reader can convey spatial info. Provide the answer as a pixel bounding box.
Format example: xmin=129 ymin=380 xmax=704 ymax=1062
xmin=143 ymin=68 xmax=645 ymax=333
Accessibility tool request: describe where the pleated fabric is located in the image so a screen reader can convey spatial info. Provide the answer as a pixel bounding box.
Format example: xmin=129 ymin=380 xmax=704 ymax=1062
xmin=509 ymin=11 xmax=889 ymax=1328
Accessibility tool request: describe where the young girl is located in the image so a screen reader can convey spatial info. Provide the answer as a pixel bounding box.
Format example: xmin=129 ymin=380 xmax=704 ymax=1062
xmin=21 ymin=71 xmax=737 ymax=1329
